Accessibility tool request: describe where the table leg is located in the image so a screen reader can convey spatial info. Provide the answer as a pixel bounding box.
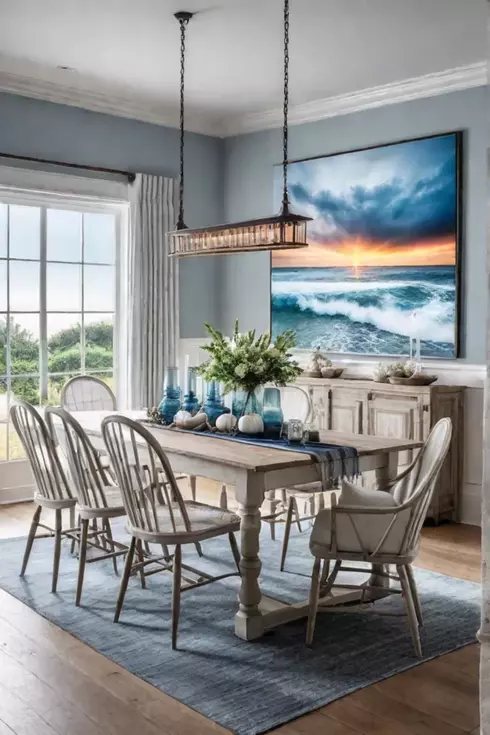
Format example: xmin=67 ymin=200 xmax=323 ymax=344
xmin=234 ymin=471 xmax=265 ymax=641
xmin=368 ymin=451 xmax=399 ymax=594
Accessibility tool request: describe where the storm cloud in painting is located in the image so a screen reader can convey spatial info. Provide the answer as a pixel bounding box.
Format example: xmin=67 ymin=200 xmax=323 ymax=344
xmin=272 ymin=134 xmax=460 ymax=358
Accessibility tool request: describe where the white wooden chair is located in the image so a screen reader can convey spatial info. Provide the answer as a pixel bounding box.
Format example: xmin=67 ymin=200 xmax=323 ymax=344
xmin=305 ymin=417 xmax=452 ymax=657
xmin=101 ymin=414 xmax=241 ymax=649
xmin=60 ymin=375 xmax=117 ymax=412
xmin=9 ymin=400 xmax=78 ymax=593
xmin=262 ymin=384 xmax=313 ymax=540
xmin=45 ymin=407 xmax=128 ymax=606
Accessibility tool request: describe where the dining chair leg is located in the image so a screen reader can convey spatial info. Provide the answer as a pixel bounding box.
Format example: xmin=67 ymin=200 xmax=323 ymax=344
xmin=405 ymin=564 xmax=423 ymax=627
xmin=70 ymin=513 xmax=80 ymax=555
xmin=114 ymin=537 xmax=136 ymax=623
xmin=320 ymin=559 xmax=330 ymax=588
xmin=69 ymin=505 xmax=76 ymax=536
xmin=194 ymin=542 xmax=203 ymax=557
xmin=76 ymin=518 xmax=89 ymax=606
xmin=136 ymin=539 xmax=146 ymax=589
xmin=306 ymin=557 xmax=322 ymax=646
xmin=20 ymin=504 xmax=42 ymax=577
xmin=172 ymin=544 xmax=182 ymax=650
xmin=104 ymin=519 xmax=118 ymax=576
xmin=398 ymin=565 xmax=423 ymax=658
xmin=219 ymin=484 xmax=228 ymax=510
xmin=269 ymin=517 xmax=276 ymax=541
xmin=228 ymin=532 xmax=241 ymax=574
xmin=293 ymin=497 xmax=302 ymax=533
xmin=52 ymin=509 xmax=62 ymax=594
xmin=280 ymin=496 xmax=295 ymax=572
xmin=189 ymin=475 xmax=197 ymax=502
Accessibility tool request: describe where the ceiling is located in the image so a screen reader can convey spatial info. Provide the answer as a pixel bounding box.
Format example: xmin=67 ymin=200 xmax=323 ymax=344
xmin=0 ymin=0 xmax=487 ymax=136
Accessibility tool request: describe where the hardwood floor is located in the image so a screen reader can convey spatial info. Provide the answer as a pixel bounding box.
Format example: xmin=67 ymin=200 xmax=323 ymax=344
xmin=0 ymin=484 xmax=481 ymax=735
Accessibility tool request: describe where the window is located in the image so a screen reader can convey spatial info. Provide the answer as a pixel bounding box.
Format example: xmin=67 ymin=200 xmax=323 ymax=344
xmin=0 ymin=200 xmax=119 ymax=461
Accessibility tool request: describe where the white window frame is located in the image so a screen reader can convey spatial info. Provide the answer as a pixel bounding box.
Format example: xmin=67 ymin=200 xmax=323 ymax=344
xmin=0 ymin=164 xmax=130 ymax=501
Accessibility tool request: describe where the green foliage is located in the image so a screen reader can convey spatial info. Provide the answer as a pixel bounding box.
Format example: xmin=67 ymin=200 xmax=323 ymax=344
xmin=0 ymin=318 xmax=39 ymax=374
xmin=47 ymin=321 xmax=112 ymax=352
xmin=11 ymin=377 xmax=39 ymax=404
xmin=196 ymin=320 xmax=302 ymax=395
xmin=1 ymin=318 xmax=113 ymax=405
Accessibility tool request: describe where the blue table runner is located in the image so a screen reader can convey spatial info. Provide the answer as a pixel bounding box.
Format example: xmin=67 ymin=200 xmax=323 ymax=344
xmin=143 ymin=422 xmax=359 ymax=488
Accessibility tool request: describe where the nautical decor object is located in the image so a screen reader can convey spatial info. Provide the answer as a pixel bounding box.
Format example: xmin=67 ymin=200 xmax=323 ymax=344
xmin=158 ymin=367 xmax=182 ymax=424
xmin=238 ymin=413 xmax=264 ymax=435
xmin=215 ymin=413 xmax=237 ymax=433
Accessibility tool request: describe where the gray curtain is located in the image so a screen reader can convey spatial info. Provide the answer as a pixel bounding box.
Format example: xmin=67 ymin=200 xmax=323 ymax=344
xmin=127 ymin=174 xmax=179 ymax=408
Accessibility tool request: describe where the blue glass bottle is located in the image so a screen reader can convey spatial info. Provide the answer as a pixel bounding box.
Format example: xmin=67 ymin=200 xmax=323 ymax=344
xmin=204 ymin=381 xmax=230 ymax=427
xmin=263 ymin=387 xmax=283 ymax=439
xmin=158 ymin=367 xmax=182 ymax=424
xmin=182 ymin=367 xmax=201 ymax=415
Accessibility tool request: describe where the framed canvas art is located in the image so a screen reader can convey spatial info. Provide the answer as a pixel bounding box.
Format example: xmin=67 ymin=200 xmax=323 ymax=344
xmin=271 ymin=132 xmax=462 ymax=358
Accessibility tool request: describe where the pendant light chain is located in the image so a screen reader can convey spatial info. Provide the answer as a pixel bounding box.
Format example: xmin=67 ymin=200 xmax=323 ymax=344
xmin=281 ymin=0 xmax=290 ymax=215
xmin=168 ymin=1 xmax=311 ymax=257
xmin=176 ymin=12 xmax=192 ymax=230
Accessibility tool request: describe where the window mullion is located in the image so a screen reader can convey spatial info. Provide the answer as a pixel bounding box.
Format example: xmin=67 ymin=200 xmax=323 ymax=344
xmin=81 ymin=214 xmax=85 ymax=374
xmin=39 ymin=206 xmax=48 ymax=404
xmin=5 ymin=205 xmax=10 ymax=460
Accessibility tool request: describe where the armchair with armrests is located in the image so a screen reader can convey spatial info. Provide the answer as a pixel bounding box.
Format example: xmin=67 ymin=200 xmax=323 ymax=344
xmin=305 ymin=417 xmax=452 ymax=657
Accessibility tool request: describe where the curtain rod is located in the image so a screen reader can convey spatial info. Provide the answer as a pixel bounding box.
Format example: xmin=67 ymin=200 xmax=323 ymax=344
xmin=0 ymin=152 xmax=136 ymax=183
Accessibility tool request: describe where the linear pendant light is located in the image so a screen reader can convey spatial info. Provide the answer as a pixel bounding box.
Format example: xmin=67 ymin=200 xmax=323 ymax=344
xmin=168 ymin=0 xmax=311 ymax=258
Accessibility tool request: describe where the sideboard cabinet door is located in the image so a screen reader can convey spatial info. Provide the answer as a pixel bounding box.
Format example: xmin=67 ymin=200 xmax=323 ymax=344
xmin=365 ymin=391 xmax=426 ymax=467
xmin=328 ymin=388 xmax=364 ymax=434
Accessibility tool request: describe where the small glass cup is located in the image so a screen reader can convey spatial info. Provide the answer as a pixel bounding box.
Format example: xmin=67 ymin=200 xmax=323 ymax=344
xmin=287 ymin=418 xmax=304 ymax=443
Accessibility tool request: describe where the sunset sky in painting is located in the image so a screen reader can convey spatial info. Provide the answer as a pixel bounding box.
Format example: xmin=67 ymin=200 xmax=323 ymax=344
xmin=273 ymin=135 xmax=458 ymax=268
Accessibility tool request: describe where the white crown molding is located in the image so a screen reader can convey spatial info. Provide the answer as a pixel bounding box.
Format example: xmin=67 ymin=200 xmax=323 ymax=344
xmin=0 ymin=61 xmax=486 ymax=138
xmin=221 ymin=62 xmax=487 ymax=136
xmin=0 ymin=68 xmax=220 ymax=137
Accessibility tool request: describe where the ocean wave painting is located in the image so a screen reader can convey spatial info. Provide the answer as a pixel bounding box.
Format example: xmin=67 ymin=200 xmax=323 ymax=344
xmin=272 ymin=133 xmax=461 ymax=358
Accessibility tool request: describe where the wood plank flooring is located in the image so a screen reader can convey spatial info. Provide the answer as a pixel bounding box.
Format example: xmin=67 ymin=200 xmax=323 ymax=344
xmin=0 ymin=481 xmax=481 ymax=735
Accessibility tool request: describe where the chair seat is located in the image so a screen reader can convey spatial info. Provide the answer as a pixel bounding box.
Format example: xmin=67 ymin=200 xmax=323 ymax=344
xmin=128 ymin=501 xmax=240 ymax=544
xmin=285 ymin=481 xmax=323 ymax=498
xmin=77 ymin=487 xmax=126 ymax=519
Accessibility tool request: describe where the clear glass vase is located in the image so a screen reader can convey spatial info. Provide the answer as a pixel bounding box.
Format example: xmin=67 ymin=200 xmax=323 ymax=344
xmin=158 ymin=367 xmax=182 ymax=425
xmin=263 ymin=387 xmax=283 ymax=439
xmin=232 ymin=386 xmax=264 ymax=419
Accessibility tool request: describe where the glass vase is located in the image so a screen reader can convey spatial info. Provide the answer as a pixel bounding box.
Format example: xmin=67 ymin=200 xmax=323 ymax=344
xmin=263 ymin=387 xmax=283 ymax=439
xmin=232 ymin=386 xmax=264 ymax=419
xmin=182 ymin=367 xmax=201 ymax=415
xmin=204 ymin=381 xmax=230 ymax=427
xmin=158 ymin=367 xmax=182 ymax=425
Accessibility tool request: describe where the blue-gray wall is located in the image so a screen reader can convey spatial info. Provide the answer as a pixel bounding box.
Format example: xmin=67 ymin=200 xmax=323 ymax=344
xmin=222 ymin=87 xmax=487 ymax=363
xmin=0 ymin=92 xmax=224 ymax=337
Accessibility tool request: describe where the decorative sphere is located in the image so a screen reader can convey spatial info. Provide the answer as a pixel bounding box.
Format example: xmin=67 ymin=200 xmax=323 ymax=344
xmin=215 ymin=413 xmax=237 ymax=433
xmin=238 ymin=413 xmax=264 ymax=435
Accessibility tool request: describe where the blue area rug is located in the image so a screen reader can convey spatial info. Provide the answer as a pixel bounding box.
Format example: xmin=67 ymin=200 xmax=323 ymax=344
xmin=0 ymin=525 xmax=480 ymax=735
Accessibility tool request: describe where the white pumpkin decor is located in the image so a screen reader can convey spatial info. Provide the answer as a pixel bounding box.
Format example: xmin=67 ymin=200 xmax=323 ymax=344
xmin=215 ymin=413 xmax=237 ymax=433
xmin=174 ymin=410 xmax=192 ymax=427
xmin=238 ymin=413 xmax=264 ymax=435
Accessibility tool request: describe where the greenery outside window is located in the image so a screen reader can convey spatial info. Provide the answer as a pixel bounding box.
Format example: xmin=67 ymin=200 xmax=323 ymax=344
xmin=0 ymin=201 xmax=118 ymax=461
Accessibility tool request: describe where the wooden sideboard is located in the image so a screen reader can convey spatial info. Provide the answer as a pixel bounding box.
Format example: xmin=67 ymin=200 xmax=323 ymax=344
xmin=295 ymin=377 xmax=464 ymax=524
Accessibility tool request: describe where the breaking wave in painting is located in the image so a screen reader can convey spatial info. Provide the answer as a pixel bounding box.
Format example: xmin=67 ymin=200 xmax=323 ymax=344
xmin=271 ymin=266 xmax=456 ymax=358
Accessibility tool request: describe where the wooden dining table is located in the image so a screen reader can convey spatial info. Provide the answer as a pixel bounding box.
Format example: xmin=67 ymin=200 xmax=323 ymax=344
xmin=73 ymin=410 xmax=423 ymax=641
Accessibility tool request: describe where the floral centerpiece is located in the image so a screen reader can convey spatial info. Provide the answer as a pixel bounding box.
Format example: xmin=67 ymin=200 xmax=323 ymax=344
xmin=196 ymin=321 xmax=302 ymax=417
